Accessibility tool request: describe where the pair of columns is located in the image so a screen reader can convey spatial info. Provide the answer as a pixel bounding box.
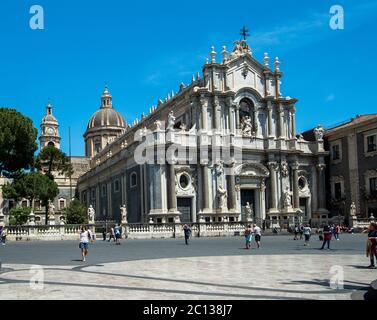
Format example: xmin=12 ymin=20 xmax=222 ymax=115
xmin=268 ymin=161 xmax=300 ymax=212
xmin=200 ymin=162 xmax=237 ymax=213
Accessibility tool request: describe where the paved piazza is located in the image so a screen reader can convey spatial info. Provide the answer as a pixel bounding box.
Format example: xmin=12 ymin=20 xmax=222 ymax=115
xmin=0 ymin=234 xmax=376 ymax=300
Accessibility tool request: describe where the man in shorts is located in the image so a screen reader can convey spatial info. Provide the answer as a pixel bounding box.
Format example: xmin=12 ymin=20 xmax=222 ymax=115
xmin=253 ymin=224 xmax=262 ymax=249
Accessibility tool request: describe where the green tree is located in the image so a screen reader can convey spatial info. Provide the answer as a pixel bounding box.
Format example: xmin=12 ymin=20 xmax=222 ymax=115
xmin=35 ymin=146 xmax=73 ymax=180
xmin=35 ymin=146 xmax=73 ymax=223
xmin=63 ymin=199 xmax=88 ymax=225
xmin=9 ymin=207 xmax=31 ymax=226
xmin=2 ymin=172 xmax=59 ymax=223
xmin=0 ymin=108 xmax=38 ymax=177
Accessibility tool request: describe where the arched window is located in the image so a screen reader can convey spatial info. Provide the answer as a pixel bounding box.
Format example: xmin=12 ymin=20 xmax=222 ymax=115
xmin=239 ymin=98 xmax=254 ymax=121
xmin=130 ymin=172 xmax=137 ymax=188
xmin=48 ymin=141 xmax=55 ymax=147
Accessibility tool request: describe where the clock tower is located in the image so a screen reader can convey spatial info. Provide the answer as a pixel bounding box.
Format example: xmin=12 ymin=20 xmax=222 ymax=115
xmin=39 ymin=102 xmax=61 ymax=150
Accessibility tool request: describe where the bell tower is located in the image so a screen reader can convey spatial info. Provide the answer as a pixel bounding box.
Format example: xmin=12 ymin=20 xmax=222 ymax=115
xmin=39 ymin=102 xmax=61 ymax=150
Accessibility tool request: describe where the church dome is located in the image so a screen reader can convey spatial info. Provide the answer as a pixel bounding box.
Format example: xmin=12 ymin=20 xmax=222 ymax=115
xmin=86 ymin=86 xmax=126 ymax=131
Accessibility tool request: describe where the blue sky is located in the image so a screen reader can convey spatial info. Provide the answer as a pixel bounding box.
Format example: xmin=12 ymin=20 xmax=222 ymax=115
xmin=0 ymin=0 xmax=377 ymax=156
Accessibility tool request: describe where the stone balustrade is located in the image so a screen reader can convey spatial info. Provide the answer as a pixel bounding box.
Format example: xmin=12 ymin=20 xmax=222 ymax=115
xmin=4 ymin=222 xmax=248 ymax=241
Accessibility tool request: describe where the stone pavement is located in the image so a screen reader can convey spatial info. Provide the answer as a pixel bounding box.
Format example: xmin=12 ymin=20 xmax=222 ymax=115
xmin=0 ymin=235 xmax=376 ymax=300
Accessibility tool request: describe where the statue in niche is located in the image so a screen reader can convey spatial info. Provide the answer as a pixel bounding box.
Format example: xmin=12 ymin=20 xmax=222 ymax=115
xmin=350 ymin=202 xmax=357 ymax=217
xmin=245 ymin=202 xmax=254 ymax=222
xmin=283 ymin=187 xmax=292 ymax=209
xmin=281 ymin=162 xmax=289 ymax=178
xmin=241 ymin=116 xmax=254 ymax=137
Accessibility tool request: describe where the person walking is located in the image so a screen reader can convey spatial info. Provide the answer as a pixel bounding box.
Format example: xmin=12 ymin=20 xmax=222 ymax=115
xmin=366 ymin=222 xmax=377 ymax=269
xmin=0 ymin=226 xmax=6 ymax=246
xmin=79 ymin=226 xmax=90 ymax=262
xmin=293 ymin=225 xmax=299 ymax=240
xmin=244 ymin=225 xmax=253 ymax=249
xmin=321 ymin=224 xmax=332 ymax=250
xmin=183 ymin=225 xmax=192 ymax=245
xmin=303 ymin=224 xmax=312 ymax=246
xmin=114 ymin=224 xmax=122 ymax=245
xmin=253 ymin=224 xmax=262 ymax=249
xmin=108 ymin=227 xmax=115 ymax=242
xmin=334 ymin=225 xmax=341 ymax=241
xmin=299 ymin=224 xmax=304 ymax=240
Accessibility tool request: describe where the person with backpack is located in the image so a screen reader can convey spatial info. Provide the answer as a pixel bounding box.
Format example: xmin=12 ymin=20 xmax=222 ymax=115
xmin=244 ymin=225 xmax=253 ymax=249
xmin=114 ymin=224 xmax=122 ymax=245
xmin=183 ymin=225 xmax=192 ymax=245
xmin=365 ymin=222 xmax=377 ymax=269
xmin=253 ymin=224 xmax=262 ymax=249
xmin=321 ymin=224 xmax=332 ymax=250
xmin=299 ymin=224 xmax=304 ymax=240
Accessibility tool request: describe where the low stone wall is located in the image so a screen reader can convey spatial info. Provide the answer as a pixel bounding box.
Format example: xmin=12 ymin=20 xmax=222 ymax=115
xmin=5 ymin=223 xmax=247 ymax=241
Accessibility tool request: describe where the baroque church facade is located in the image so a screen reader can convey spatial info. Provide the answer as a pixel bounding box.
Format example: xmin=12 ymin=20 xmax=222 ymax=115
xmin=76 ymin=38 xmax=329 ymax=227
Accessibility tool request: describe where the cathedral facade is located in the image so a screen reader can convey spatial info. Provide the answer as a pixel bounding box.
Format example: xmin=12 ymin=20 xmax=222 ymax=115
xmin=77 ymin=38 xmax=329 ymax=227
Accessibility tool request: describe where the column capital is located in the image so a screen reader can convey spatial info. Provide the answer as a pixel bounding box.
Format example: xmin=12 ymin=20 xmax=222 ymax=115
xmin=278 ymin=104 xmax=285 ymax=114
xmin=200 ymin=96 xmax=209 ymax=108
xmin=200 ymin=159 xmax=210 ymax=166
xmin=291 ymin=162 xmax=299 ymax=170
xmin=268 ymin=162 xmax=278 ymax=171
xmin=316 ymin=163 xmax=326 ymax=172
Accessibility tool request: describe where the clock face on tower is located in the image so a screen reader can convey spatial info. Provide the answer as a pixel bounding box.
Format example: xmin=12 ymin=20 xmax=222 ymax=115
xmin=46 ymin=127 xmax=54 ymax=135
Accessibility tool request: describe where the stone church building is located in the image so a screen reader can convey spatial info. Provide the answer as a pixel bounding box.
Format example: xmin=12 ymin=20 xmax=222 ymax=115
xmin=77 ymin=38 xmax=329 ymax=227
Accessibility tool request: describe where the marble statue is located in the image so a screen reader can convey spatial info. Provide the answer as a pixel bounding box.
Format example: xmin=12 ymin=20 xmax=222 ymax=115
xmin=87 ymin=205 xmax=95 ymax=224
xmin=245 ymin=202 xmax=253 ymax=222
xmin=350 ymin=202 xmax=357 ymax=217
xmin=48 ymin=201 xmax=55 ymax=219
xmin=241 ymin=116 xmax=253 ymax=137
xmin=283 ymin=187 xmax=292 ymax=209
xmin=314 ymin=125 xmax=325 ymax=141
xmin=281 ymin=162 xmax=289 ymax=177
xmin=166 ymin=111 xmax=176 ymax=131
xmin=47 ymin=201 xmax=56 ymax=225
xmin=217 ymin=186 xmax=228 ymax=211
xmin=120 ymin=204 xmax=128 ymax=224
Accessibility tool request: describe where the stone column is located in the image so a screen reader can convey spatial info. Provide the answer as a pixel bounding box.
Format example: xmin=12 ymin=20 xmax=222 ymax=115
xmin=213 ymin=97 xmax=221 ymax=132
xmin=200 ymin=97 xmax=208 ymax=131
xmin=227 ymin=165 xmax=237 ymax=212
xmin=292 ymin=162 xmax=300 ymax=210
xmin=278 ymin=104 xmax=285 ymax=138
xmin=235 ymin=106 xmax=240 ymax=131
xmin=267 ymin=101 xmax=273 ymax=137
xmin=291 ymin=107 xmax=296 ymax=139
xmin=107 ymin=181 xmax=112 ymax=219
xmin=168 ymin=163 xmax=177 ymax=213
xmin=201 ymin=162 xmax=210 ymax=212
xmin=317 ymin=164 xmax=326 ymax=211
xmin=229 ymin=104 xmax=235 ymax=134
xmin=275 ymin=74 xmax=281 ymax=98
xmin=268 ymin=162 xmax=278 ymax=212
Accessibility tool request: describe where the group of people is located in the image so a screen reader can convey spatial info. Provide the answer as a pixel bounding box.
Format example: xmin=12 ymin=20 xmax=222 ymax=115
xmin=101 ymin=225 xmax=122 ymax=244
xmin=293 ymin=224 xmax=312 ymax=245
xmin=78 ymin=224 xmax=123 ymax=262
xmin=244 ymin=224 xmax=262 ymax=249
